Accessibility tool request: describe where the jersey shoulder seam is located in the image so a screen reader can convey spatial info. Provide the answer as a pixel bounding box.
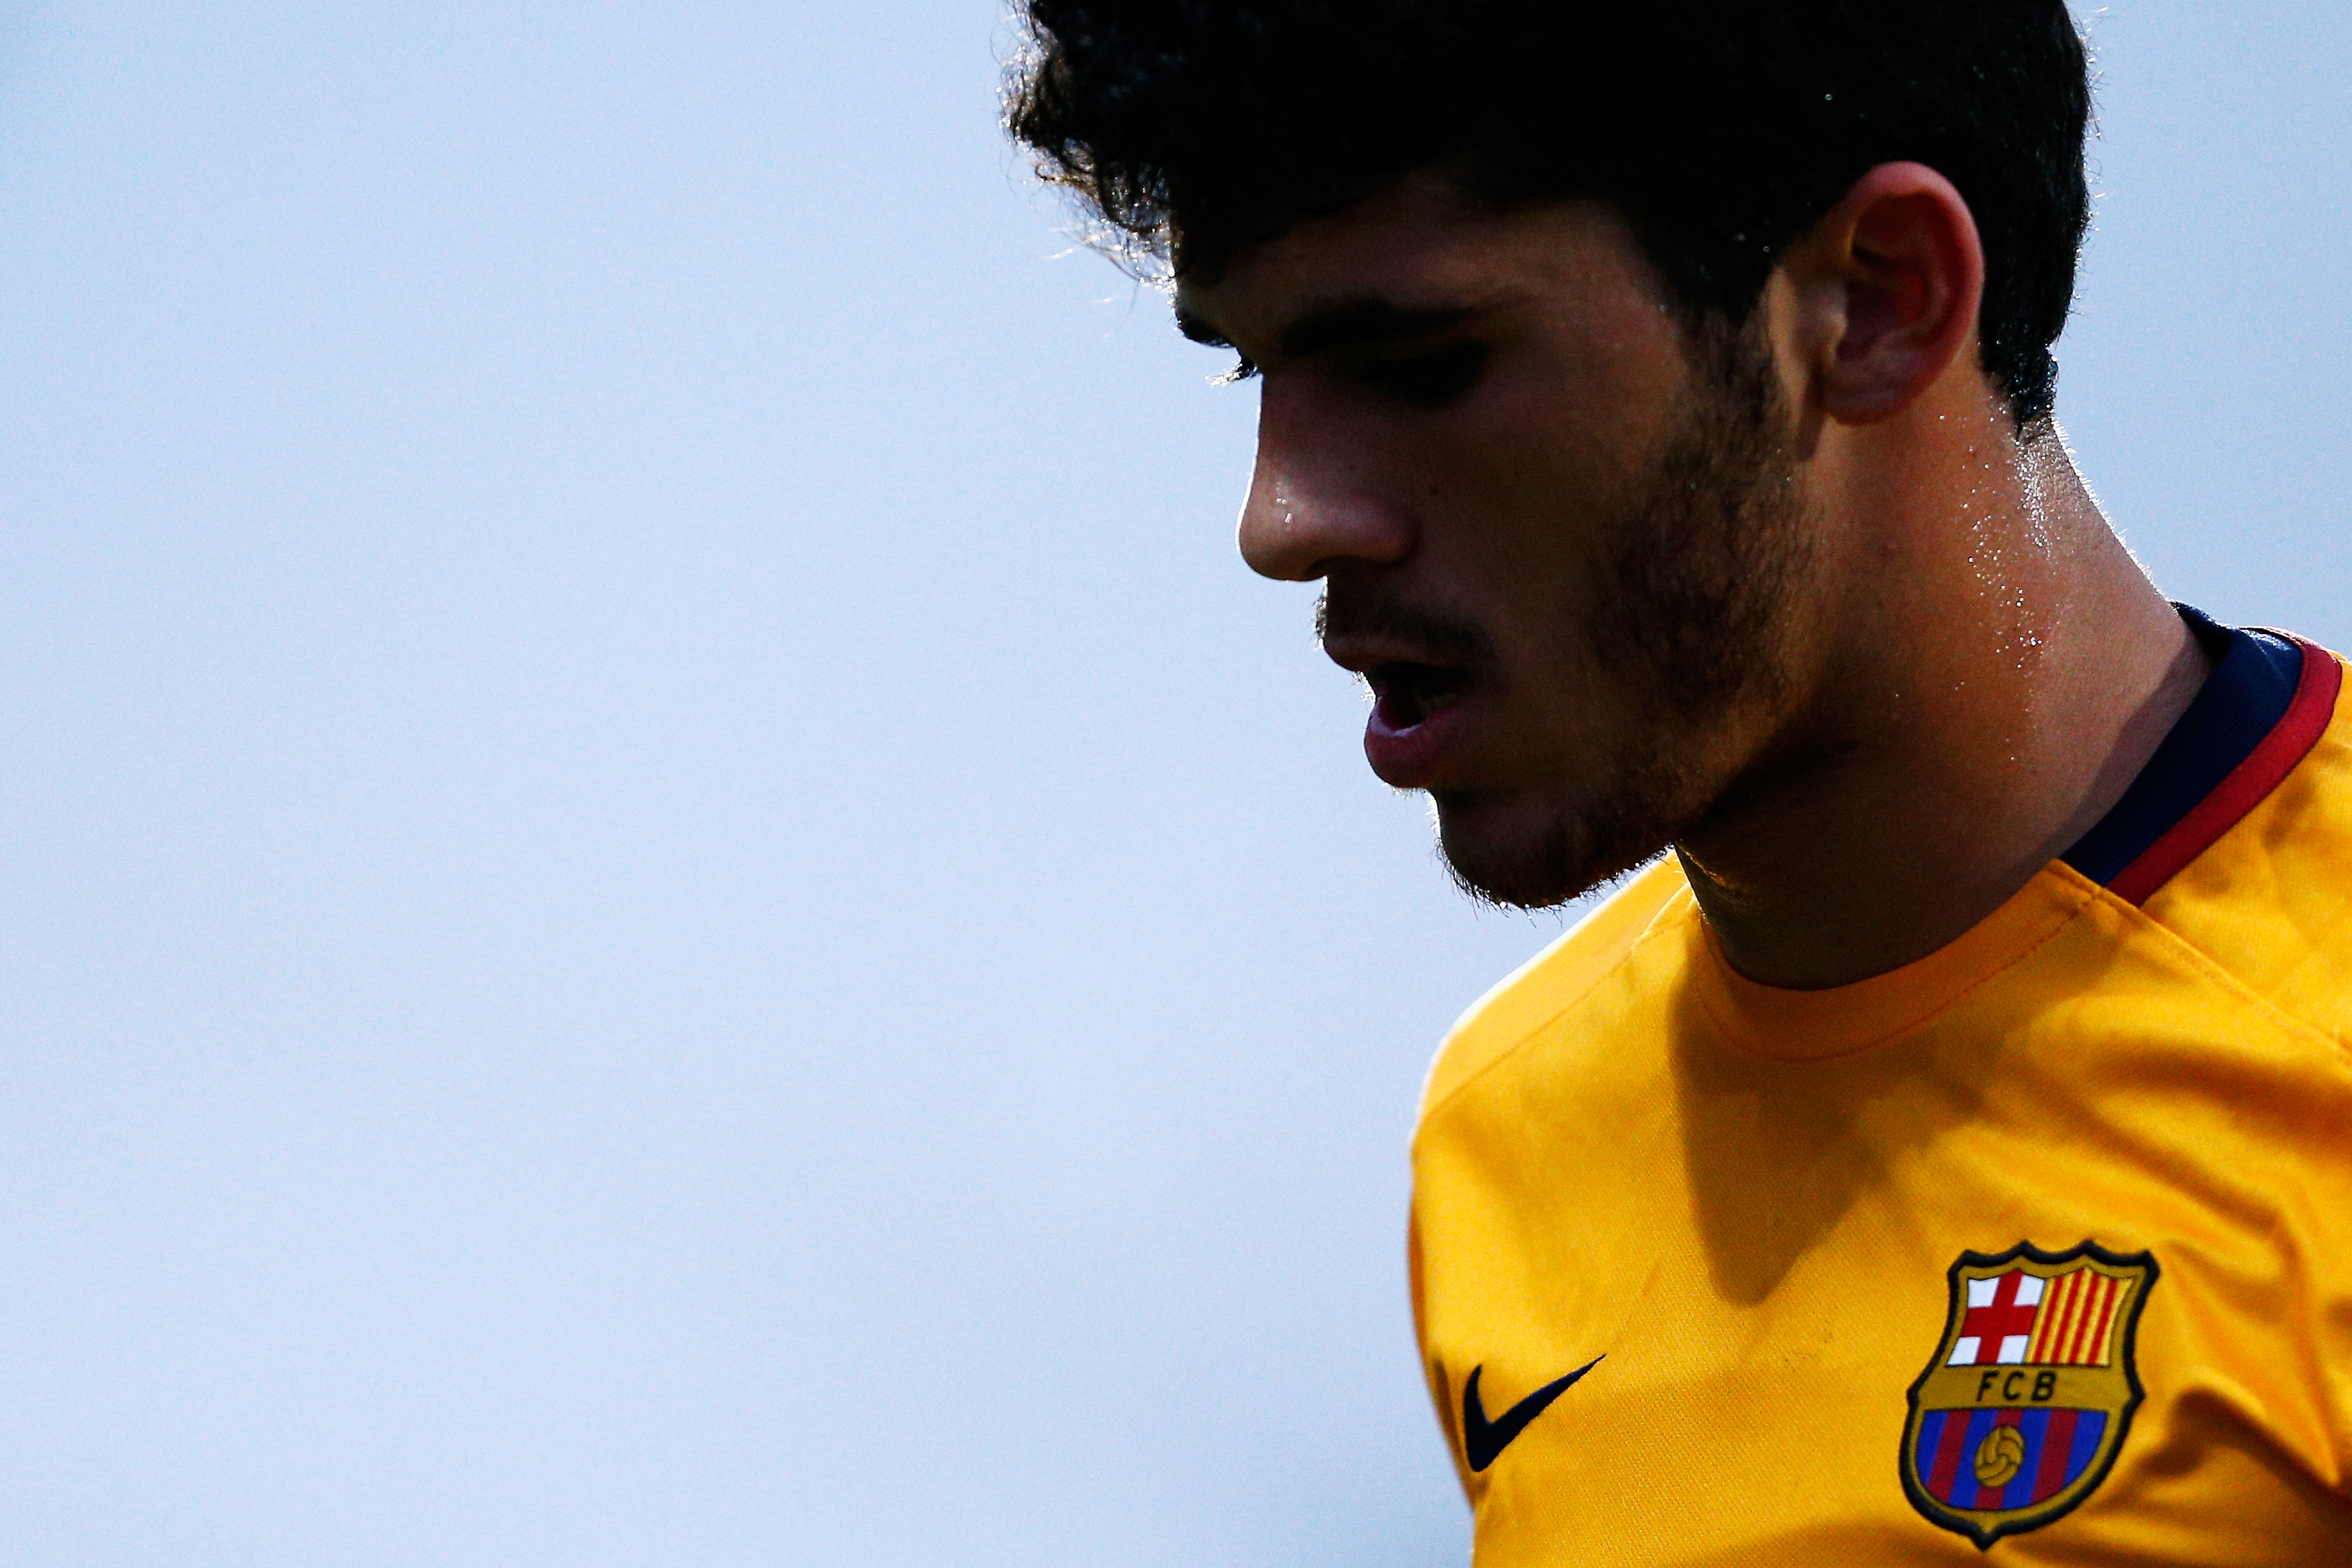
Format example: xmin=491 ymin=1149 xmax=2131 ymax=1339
xmin=2127 ymin=661 xmax=2352 ymax=1054
xmin=2097 ymin=877 xmax=2344 ymax=1054
xmin=1416 ymin=873 xmax=1690 ymax=1127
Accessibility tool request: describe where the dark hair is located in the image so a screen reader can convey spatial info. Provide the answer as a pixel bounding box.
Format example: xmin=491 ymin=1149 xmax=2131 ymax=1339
xmin=1008 ymin=2 xmax=2091 ymax=425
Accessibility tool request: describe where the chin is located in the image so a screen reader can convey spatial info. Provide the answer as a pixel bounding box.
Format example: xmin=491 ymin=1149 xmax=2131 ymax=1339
xmin=1433 ymin=788 xmax=1675 ymax=911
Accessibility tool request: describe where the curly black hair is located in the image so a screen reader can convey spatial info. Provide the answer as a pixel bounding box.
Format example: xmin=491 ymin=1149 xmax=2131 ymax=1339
xmin=1008 ymin=2 xmax=2091 ymax=426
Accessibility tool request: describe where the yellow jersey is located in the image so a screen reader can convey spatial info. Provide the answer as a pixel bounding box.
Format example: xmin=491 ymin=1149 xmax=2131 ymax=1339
xmin=1408 ymin=616 xmax=2352 ymax=1563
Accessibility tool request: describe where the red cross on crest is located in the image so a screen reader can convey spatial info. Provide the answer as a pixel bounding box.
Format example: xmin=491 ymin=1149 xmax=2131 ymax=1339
xmin=1950 ymin=1269 xmax=2045 ymax=1367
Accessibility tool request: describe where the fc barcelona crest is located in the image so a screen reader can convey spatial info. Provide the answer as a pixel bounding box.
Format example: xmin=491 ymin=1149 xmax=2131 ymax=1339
xmin=1900 ymin=1241 xmax=2159 ymax=1549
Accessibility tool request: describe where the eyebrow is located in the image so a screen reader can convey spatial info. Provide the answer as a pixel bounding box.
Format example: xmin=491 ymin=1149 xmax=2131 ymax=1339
xmin=1175 ymin=296 xmax=1484 ymax=362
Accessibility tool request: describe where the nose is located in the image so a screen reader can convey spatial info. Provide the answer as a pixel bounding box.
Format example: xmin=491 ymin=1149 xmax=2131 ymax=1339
xmin=1235 ymin=392 xmax=1414 ymax=582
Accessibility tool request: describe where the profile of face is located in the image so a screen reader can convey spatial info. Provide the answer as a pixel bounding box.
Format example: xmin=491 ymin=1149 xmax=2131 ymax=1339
xmin=1176 ymin=176 xmax=1819 ymax=908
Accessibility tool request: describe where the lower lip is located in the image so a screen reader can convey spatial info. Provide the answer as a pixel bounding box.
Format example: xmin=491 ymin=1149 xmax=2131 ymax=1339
xmin=1363 ymin=690 xmax=1473 ymax=786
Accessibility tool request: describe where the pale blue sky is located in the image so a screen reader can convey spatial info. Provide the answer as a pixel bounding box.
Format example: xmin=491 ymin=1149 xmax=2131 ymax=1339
xmin=0 ymin=5 xmax=2345 ymax=1565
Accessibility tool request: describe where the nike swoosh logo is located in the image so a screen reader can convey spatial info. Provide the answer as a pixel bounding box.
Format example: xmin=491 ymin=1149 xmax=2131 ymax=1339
xmin=1461 ymin=1355 xmax=1604 ymax=1472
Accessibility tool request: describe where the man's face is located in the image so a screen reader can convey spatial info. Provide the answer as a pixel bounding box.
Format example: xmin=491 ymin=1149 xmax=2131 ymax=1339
xmin=1176 ymin=176 xmax=1818 ymax=907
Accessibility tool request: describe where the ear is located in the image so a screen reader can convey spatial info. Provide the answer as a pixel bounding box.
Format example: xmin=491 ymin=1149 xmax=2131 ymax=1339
xmin=1780 ymin=162 xmax=1986 ymax=426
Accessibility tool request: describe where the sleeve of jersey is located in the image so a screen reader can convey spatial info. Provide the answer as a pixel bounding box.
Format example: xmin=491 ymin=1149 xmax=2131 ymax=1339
xmin=2321 ymin=1128 xmax=2352 ymax=1496
xmin=1408 ymin=1203 xmax=1472 ymax=1501
xmin=2257 ymin=1024 xmax=2352 ymax=1498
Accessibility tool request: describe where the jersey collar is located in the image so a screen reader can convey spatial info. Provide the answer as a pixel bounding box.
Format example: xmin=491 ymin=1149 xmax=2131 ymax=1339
xmin=2061 ymin=606 xmax=2340 ymax=904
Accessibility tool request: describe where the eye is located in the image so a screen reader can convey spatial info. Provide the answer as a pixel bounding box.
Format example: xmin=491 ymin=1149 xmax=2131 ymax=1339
xmin=1215 ymin=353 xmax=1260 ymax=386
xmin=1359 ymin=342 xmax=1487 ymax=406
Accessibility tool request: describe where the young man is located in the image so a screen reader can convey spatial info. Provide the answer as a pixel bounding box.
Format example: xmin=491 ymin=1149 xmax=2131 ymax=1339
xmin=1009 ymin=5 xmax=2352 ymax=1561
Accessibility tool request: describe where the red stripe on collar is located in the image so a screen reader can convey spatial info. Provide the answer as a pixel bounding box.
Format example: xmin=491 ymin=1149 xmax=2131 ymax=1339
xmin=2107 ymin=638 xmax=2342 ymax=906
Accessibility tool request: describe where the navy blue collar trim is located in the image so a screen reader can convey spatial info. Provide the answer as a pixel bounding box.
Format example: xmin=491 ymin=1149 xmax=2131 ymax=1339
xmin=2060 ymin=605 xmax=2305 ymax=888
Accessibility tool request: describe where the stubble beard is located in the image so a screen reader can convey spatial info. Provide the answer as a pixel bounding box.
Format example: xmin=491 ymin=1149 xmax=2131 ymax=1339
xmin=1439 ymin=315 xmax=1813 ymax=911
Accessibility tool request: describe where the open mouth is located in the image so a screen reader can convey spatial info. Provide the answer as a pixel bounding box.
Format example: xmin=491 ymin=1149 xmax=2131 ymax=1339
xmin=1370 ymin=662 xmax=1471 ymax=731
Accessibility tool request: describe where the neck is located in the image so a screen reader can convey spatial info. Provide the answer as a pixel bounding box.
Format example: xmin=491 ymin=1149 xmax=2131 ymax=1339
xmin=1675 ymin=392 xmax=2205 ymax=990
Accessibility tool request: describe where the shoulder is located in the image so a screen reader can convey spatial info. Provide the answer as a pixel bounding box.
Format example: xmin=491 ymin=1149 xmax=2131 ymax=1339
xmin=2145 ymin=646 xmax=2352 ymax=1042
xmin=1416 ymin=855 xmax=1690 ymax=1123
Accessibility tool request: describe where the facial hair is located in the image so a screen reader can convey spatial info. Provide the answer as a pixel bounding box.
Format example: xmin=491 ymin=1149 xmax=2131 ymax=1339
xmin=1441 ymin=314 xmax=1813 ymax=910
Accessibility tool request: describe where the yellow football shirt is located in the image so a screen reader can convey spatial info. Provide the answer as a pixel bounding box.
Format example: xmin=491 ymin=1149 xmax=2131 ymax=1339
xmin=1409 ymin=626 xmax=2352 ymax=1563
